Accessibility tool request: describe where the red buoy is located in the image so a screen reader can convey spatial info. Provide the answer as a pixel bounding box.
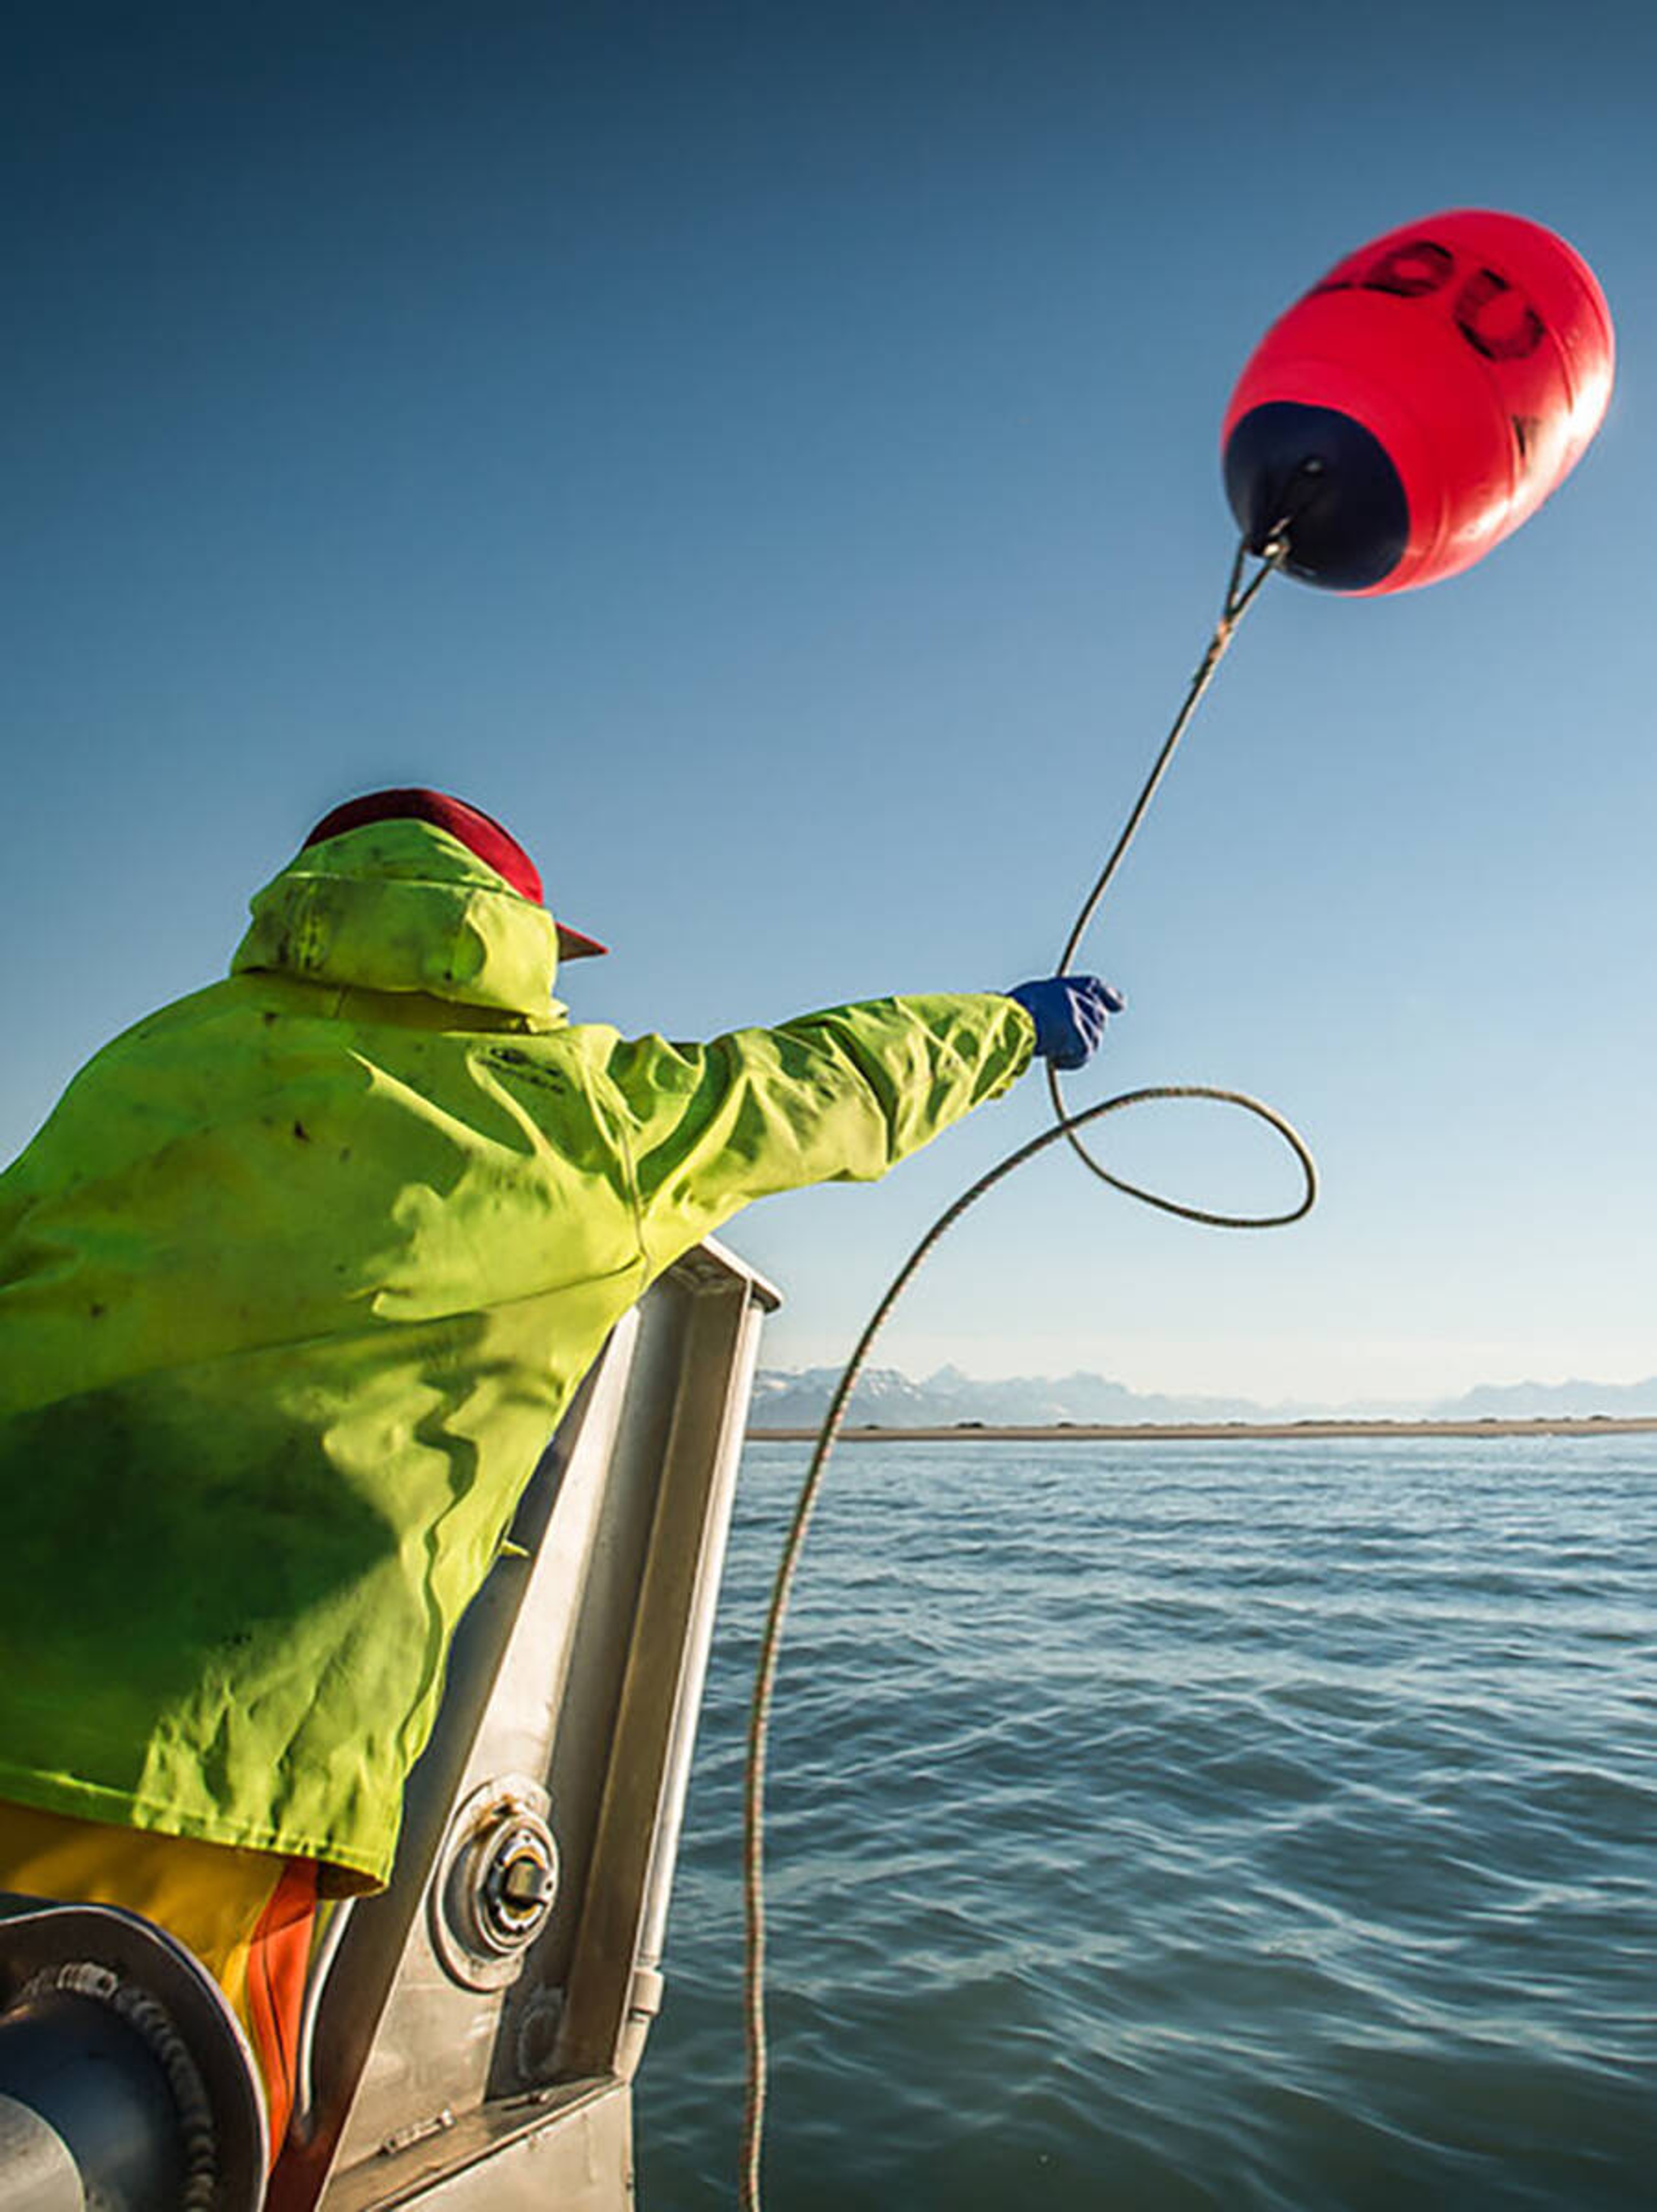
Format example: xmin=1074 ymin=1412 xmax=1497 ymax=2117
xmin=1221 ymin=210 xmax=1614 ymax=594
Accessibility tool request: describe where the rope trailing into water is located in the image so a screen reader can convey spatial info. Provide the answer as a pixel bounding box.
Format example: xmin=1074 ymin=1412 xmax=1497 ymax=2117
xmin=740 ymin=534 xmax=1312 ymax=2212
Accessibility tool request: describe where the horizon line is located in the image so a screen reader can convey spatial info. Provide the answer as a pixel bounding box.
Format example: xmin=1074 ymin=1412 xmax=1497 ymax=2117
xmin=748 ymin=1415 xmax=1657 ymax=1443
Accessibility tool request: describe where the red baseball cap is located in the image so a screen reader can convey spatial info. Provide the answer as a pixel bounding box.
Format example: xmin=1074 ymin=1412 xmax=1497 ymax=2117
xmin=302 ymin=788 xmax=608 ymax=960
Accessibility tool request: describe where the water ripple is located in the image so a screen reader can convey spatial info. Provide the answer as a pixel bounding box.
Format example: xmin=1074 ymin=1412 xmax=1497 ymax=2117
xmin=638 ymin=1438 xmax=1657 ymax=2209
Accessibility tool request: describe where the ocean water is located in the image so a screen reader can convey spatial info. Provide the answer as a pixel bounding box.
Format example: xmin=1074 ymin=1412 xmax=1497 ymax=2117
xmin=634 ymin=1437 xmax=1657 ymax=2209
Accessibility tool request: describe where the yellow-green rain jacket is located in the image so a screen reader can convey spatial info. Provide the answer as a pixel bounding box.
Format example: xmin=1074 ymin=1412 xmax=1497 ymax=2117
xmin=0 ymin=822 xmax=1033 ymax=1890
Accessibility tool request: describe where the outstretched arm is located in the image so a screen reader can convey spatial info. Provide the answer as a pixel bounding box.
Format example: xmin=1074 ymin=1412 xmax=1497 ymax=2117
xmin=602 ymin=991 xmax=1036 ymax=1261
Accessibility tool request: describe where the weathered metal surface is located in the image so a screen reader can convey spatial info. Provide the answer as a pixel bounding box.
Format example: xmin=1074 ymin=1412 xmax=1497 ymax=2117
xmin=0 ymin=2096 xmax=81 ymax=2212
xmin=309 ymin=2083 xmax=631 ymax=2212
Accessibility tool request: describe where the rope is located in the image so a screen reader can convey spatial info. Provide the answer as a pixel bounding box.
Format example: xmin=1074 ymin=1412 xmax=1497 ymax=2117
xmin=739 ymin=534 xmax=1310 ymax=2212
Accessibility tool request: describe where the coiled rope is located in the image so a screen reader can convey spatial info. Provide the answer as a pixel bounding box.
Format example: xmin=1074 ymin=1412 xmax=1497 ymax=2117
xmin=740 ymin=533 xmax=1314 ymax=2210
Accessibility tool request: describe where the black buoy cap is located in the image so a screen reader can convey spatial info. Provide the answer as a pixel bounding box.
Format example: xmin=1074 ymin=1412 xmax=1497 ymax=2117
xmin=1224 ymin=400 xmax=1410 ymax=591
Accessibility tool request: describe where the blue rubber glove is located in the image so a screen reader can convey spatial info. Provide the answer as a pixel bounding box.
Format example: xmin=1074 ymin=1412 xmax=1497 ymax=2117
xmin=1005 ymin=975 xmax=1125 ymax=1070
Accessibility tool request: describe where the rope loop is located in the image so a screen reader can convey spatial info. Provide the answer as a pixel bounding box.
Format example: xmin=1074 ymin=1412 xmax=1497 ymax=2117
xmin=1046 ymin=1082 xmax=1316 ymax=1229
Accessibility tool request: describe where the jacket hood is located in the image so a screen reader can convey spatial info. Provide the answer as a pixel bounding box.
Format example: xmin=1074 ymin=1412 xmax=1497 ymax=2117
xmin=232 ymin=820 xmax=564 ymax=1016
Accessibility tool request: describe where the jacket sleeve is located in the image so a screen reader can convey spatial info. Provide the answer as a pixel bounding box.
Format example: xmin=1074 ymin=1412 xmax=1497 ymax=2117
xmin=599 ymin=992 xmax=1036 ymax=1264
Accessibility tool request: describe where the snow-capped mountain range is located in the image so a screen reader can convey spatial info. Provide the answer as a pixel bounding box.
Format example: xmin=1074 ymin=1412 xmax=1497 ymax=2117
xmin=748 ymin=1363 xmax=1657 ymax=1428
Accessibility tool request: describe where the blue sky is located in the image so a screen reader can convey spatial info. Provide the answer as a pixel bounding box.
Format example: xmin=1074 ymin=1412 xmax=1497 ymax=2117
xmin=4 ymin=1 xmax=1653 ymax=1402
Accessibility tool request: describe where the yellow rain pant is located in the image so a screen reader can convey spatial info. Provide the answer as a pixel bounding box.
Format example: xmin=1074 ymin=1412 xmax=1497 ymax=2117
xmin=0 ymin=1800 xmax=317 ymax=2162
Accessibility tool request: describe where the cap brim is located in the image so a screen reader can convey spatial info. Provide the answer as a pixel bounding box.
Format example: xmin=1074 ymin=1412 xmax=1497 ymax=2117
xmin=555 ymin=923 xmax=608 ymax=960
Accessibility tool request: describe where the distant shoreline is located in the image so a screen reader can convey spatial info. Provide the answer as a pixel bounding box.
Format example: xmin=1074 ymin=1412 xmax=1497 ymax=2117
xmin=747 ymin=1417 xmax=1657 ymax=1443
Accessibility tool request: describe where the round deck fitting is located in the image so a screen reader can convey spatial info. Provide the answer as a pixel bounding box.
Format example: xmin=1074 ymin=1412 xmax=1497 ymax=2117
xmin=430 ymin=1779 xmax=561 ymax=1992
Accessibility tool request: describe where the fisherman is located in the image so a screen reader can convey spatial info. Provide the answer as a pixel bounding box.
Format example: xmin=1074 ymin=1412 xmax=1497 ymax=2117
xmin=0 ymin=787 xmax=1118 ymax=2155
